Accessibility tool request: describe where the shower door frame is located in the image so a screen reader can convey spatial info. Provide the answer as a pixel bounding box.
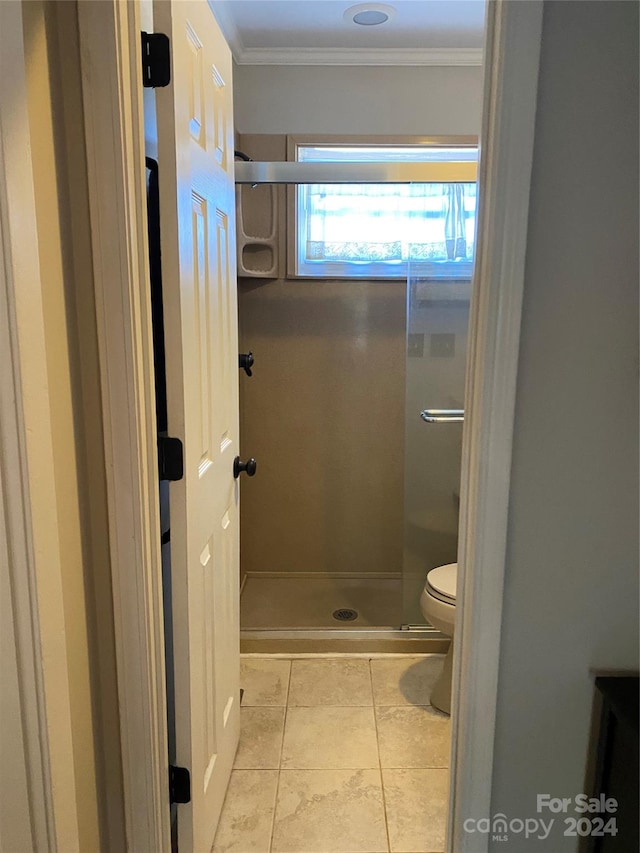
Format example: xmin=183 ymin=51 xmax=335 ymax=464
xmin=71 ymin=0 xmax=545 ymax=851
xmin=236 ymin=149 xmax=477 ymax=644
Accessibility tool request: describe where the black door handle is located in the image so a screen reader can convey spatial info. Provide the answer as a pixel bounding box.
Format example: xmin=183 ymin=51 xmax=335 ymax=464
xmin=234 ymin=456 xmax=257 ymax=479
xmin=239 ymin=352 xmax=254 ymax=377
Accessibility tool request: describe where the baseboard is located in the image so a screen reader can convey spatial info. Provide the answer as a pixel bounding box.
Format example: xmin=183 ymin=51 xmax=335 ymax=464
xmin=240 ymin=628 xmax=450 ymax=655
xmin=241 ymin=650 xmax=450 ymax=659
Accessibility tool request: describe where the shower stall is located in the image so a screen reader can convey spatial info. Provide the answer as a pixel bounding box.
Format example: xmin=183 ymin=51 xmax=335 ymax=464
xmin=234 ymin=142 xmax=476 ymax=651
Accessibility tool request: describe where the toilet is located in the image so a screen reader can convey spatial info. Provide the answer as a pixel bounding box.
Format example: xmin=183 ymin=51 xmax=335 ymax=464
xmin=420 ymin=562 xmax=457 ymax=714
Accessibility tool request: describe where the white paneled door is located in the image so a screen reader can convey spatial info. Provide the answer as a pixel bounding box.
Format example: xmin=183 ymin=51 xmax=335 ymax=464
xmin=154 ymin=2 xmax=240 ymax=850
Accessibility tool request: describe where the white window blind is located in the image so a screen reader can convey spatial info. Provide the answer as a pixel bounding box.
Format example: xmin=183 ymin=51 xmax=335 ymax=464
xmin=295 ymin=144 xmax=478 ymax=279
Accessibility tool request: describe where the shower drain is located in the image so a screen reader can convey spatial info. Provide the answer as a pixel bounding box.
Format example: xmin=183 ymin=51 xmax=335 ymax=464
xmin=333 ymin=608 xmax=358 ymax=622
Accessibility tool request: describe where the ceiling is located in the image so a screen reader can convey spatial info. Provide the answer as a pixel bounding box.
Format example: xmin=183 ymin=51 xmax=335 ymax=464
xmin=212 ymin=0 xmax=486 ymax=66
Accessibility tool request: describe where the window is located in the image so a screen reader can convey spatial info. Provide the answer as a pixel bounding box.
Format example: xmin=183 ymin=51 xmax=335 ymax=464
xmin=294 ymin=143 xmax=478 ymax=279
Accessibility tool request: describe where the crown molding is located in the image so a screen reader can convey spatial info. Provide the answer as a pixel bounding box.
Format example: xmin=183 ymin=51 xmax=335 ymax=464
xmin=208 ymin=0 xmax=245 ymax=61
xmin=233 ymin=47 xmax=483 ymax=66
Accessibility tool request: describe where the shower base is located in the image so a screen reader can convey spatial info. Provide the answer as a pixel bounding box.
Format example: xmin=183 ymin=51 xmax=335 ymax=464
xmin=240 ymin=573 xmax=448 ymax=654
xmin=241 ymin=573 xmax=403 ymax=629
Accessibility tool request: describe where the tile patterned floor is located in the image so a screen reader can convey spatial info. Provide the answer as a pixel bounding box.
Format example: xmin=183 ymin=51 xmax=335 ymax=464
xmin=213 ymin=656 xmax=450 ymax=853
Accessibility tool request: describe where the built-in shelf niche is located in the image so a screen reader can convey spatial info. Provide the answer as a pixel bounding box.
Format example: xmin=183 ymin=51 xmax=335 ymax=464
xmin=236 ymin=183 xmax=278 ymax=277
xmin=235 ymin=133 xmax=286 ymax=279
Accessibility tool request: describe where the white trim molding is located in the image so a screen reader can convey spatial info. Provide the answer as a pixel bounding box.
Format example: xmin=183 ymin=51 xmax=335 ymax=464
xmin=232 ymin=47 xmax=483 ymax=67
xmin=0 ymin=2 xmax=81 ymax=849
xmin=77 ymin=2 xmax=170 ymax=850
xmin=448 ymin=2 xmax=544 ymax=852
xmin=208 ymin=1 xmax=482 ymax=67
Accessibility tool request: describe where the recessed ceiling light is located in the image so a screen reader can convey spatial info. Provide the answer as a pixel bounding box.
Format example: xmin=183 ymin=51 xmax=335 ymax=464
xmin=345 ymin=3 xmax=396 ymax=27
xmin=354 ymin=10 xmax=388 ymax=25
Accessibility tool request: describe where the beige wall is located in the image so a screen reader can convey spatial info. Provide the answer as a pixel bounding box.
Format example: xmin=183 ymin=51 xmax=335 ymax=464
xmin=234 ymin=64 xmax=483 ymax=135
xmin=489 ymin=3 xmax=639 ymax=850
xmin=21 ymin=3 xmax=125 ymax=850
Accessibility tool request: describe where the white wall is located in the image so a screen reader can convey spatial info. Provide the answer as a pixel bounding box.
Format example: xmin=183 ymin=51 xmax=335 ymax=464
xmin=490 ymin=2 xmax=639 ymax=850
xmin=233 ymin=64 xmax=483 ymax=135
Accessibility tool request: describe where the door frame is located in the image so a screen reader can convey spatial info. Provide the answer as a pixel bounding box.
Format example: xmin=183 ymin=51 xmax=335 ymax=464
xmin=450 ymin=2 xmax=543 ymax=850
xmin=77 ymin=1 xmax=171 ymax=850
xmin=0 ymin=1 xmax=83 ymax=848
xmin=76 ymin=0 xmax=543 ymax=851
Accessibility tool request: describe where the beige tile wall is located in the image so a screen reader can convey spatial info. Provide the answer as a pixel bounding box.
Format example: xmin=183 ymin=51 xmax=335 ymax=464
xmin=238 ymin=275 xmax=406 ymax=579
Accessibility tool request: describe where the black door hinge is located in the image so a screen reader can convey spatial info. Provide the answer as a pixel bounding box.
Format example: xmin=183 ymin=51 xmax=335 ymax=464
xmin=158 ymin=436 xmax=183 ymax=481
xmin=169 ymin=765 xmax=191 ymax=804
xmin=141 ymin=32 xmax=171 ymax=88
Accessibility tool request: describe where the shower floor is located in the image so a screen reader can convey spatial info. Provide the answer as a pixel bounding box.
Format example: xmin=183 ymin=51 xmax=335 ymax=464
xmin=241 ymin=575 xmax=403 ymax=629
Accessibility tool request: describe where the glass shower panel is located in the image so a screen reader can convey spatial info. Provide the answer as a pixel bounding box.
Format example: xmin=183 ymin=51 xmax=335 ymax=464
xmin=402 ymin=243 xmax=472 ymax=625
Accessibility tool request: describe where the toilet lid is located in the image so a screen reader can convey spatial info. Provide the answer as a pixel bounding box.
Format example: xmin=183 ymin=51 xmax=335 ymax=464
xmin=426 ymin=563 xmax=457 ymax=602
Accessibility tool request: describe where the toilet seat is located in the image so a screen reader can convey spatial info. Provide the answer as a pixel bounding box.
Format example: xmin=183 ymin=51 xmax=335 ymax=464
xmin=426 ymin=562 xmax=457 ymax=604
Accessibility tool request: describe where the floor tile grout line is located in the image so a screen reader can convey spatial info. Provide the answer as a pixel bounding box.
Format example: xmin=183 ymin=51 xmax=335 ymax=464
xmin=282 ymin=657 xmax=292 ymax=707
xmin=276 ymin=765 xmax=382 ymax=771
xmin=379 ymin=765 xmax=450 ymax=770
xmin=268 ymin=657 xmax=292 ymax=853
xmin=286 ymin=703 xmax=374 ymax=708
xmin=270 ymin=764 xmax=449 ymax=770
xmin=371 ymin=657 xmax=393 ymax=853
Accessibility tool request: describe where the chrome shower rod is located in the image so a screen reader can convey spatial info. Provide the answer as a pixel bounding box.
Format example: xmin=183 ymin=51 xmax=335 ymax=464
xmin=234 ymin=160 xmax=477 ymax=185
